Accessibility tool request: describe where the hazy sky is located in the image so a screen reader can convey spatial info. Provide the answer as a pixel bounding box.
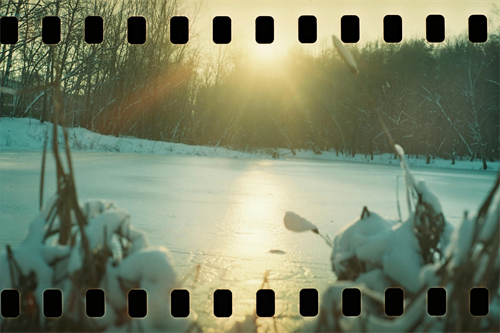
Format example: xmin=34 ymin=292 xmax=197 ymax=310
xmin=182 ymin=0 xmax=498 ymax=62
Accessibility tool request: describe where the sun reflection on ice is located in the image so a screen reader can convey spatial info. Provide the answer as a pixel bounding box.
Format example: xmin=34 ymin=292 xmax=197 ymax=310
xmin=224 ymin=169 xmax=287 ymax=259
xmin=180 ymin=163 xmax=332 ymax=332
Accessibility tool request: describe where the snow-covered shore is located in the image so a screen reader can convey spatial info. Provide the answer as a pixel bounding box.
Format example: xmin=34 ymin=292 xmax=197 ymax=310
xmin=1 ymin=117 xmax=498 ymax=171
xmin=0 ymin=117 xmax=265 ymax=159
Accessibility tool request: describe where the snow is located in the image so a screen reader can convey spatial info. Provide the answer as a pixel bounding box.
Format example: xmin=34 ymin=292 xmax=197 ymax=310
xmin=365 ymin=293 xmax=427 ymax=332
xmin=323 ymin=198 xmax=441 ymax=294
xmin=330 ymin=212 xmax=397 ymax=278
xmin=1 ymin=117 xmax=498 ymax=171
xmin=415 ymin=180 xmax=443 ymax=214
xmin=0 ymin=197 xmax=191 ymax=332
xmin=0 ymin=217 xmax=57 ymax=325
xmin=0 ymin=117 xmax=266 ymax=159
xmin=354 ymin=269 xmax=391 ymax=292
xmin=381 ymin=218 xmax=425 ymax=293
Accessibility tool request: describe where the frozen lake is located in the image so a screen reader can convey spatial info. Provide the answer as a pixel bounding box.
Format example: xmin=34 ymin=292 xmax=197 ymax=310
xmin=0 ymin=151 xmax=497 ymax=330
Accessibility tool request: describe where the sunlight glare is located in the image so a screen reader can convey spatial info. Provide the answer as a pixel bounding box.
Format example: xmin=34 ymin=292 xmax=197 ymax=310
xmin=250 ymin=43 xmax=287 ymax=65
xmin=222 ymin=169 xmax=287 ymax=259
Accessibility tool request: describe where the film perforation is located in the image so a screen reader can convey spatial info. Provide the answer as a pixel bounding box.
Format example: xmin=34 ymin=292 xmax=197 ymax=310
xmin=427 ymin=287 xmax=447 ymax=316
xmin=469 ymin=288 xmax=489 ymax=316
xmin=255 ymin=16 xmax=274 ymax=44
xmin=41 ymin=16 xmax=61 ymax=45
xmin=469 ymin=14 xmax=488 ymax=42
xmin=127 ymin=16 xmax=146 ymax=45
xmin=383 ymin=15 xmax=403 ymax=43
xmin=84 ymin=16 xmax=104 ymax=45
xmin=341 ymin=15 xmax=360 ymax=43
xmin=426 ymin=15 xmax=445 ymax=43
xmin=171 ymin=289 xmax=190 ymax=318
xmin=43 ymin=289 xmax=62 ymax=318
xmin=212 ymin=16 xmax=231 ymax=44
xmin=213 ymin=289 xmax=232 ymax=318
xmin=0 ymin=289 xmax=20 ymax=319
xmin=298 ymin=15 xmax=317 ymax=44
xmin=384 ymin=287 xmax=404 ymax=317
xmin=0 ymin=14 xmax=493 ymax=46
xmin=299 ymin=288 xmax=319 ymax=317
xmin=86 ymin=289 xmax=105 ymax=318
xmin=256 ymin=289 xmax=275 ymax=317
xmin=170 ymin=16 xmax=189 ymax=45
xmin=0 ymin=16 xmax=18 ymax=44
xmin=1 ymin=286 xmax=495 ymax=320
xmin=127 ymin=289 xmax=147 ymax=318
xmin=341 ymin=288 xmax=361 ymax=317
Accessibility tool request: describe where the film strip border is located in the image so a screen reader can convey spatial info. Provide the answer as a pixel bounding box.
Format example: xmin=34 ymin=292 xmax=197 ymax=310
xmin=0 ymin=286 xmax=491 ymax=319
xmin=0 ymin=14 xmax=490 ymax=45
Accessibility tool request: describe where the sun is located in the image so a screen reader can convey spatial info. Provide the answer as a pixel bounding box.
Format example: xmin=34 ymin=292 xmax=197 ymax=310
xmin=250 ymin=43 xmax=287 ymax=65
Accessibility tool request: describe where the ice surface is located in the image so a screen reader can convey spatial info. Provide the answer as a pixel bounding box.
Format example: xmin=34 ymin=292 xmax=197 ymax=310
xmin=0 ymin=147 xmax=497 ymax=330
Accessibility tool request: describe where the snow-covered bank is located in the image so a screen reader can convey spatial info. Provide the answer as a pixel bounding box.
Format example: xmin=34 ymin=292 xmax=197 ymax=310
xmin=0 ymin=117 xmax=266 ymax=159
xmin=1 ymin=117 xmax=498 ymax=171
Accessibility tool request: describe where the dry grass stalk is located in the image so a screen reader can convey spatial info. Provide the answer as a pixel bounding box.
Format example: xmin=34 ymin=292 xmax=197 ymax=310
xmin=331 ymin=36 xmax=359 ymax=75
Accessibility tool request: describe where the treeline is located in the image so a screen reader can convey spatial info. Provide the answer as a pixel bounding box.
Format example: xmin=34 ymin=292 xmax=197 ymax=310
xmin=1 ymin=0 xmax=499 ymax=168
xmin=1 ymin=0 xmax=197 ymax=141
xmin=195 ymin=37 xmax=500 ymax=169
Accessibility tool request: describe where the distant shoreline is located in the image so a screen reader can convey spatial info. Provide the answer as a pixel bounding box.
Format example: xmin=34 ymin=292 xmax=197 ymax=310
xmin=2 ymin=117 xmax=498 ymax=172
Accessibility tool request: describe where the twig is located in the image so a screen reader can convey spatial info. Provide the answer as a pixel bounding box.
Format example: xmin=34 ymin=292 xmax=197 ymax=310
xmin=39 ymin=126 xmax=49 ymax=210
xmin=396 ymin=175 xmax=403 ymax=222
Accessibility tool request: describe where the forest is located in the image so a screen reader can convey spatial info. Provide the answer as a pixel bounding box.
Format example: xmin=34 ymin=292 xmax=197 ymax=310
xmin=1 ymin=0 xmax=499 ymax=169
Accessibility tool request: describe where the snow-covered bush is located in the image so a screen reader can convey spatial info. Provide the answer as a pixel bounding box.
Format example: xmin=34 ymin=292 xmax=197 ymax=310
xmin=0 ymin=198 xmax=194 ymax=332
xmin=329 ymin=184 xmax=453 ymax=295
xmin=284 ymin=149 xmax=500 ymax=332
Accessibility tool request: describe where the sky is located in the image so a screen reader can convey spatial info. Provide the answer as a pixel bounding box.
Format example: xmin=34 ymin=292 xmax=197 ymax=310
xmin=182 ymin=0 xmax=499 ymax=63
